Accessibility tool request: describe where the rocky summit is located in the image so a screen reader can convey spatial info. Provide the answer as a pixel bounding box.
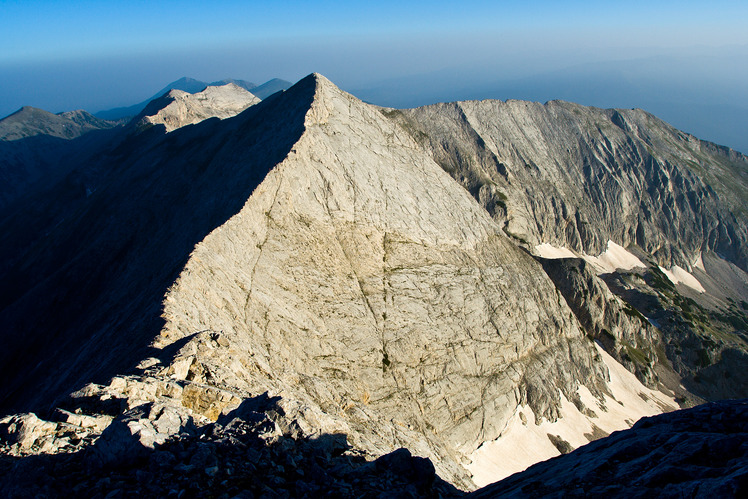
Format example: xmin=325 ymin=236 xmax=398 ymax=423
xmin=133 ymin=83 xmax=261 ymax=133
xmin=0 ymin=73 xmax=746 ymax=495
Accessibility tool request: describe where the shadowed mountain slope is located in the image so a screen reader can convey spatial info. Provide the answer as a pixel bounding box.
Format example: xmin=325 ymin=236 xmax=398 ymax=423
xmin=0 ymin=83 xmax=310 ymax=416
xmin=468 ymin=399 xmax=748 ymax=498
xmin=0 ymin=107 xmax=119 ymax=211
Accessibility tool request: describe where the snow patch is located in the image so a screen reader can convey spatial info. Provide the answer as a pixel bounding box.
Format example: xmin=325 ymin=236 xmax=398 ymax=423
xmin=583 ymin=240 xmax=646 ymax=274
xmin=659 ymin=265 xmax=706 ymax=293
xmin=534 ymin=243 xmax=577 ymax=259
xmin=693 ymin=253 xmax=706 ymax=272
xmin=466 ymin=343 xmax=676 ymax=487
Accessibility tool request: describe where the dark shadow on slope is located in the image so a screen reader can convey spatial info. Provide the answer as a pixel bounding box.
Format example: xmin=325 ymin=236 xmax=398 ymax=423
xmin=0 ymin=75 xmax=319 ymax=416
xmin=0 ymin=125 xmax=125 ymax=213
xmin=0 ymin=392 xmax=463 ymax=498
xmin=467 ymin=399 xmax=748 ymax=498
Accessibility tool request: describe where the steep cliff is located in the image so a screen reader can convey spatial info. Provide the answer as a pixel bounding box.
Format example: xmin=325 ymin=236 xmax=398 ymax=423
xmin=398 ymin=100 xmax=748 ymax=272
xmin=394 ymin=99 xmax=748 ymax=403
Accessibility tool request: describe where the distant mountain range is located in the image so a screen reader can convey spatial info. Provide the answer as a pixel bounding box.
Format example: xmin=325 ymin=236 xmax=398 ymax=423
xmin=0 ymin=106 xmax=116 ymax=141
xmin=0 ymin=76 xmax=292 ymax=211
xmin=94 ymin=77 xmax=292 ymax=121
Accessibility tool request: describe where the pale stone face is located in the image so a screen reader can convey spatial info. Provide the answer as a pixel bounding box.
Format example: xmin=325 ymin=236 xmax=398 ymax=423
xmin=154 ymin=74 xmax=617 ymax=487
xmin=138 ymin=83 xmax=261 ymax=132
xmin=401 ymin=100 xmax=748 ymax=273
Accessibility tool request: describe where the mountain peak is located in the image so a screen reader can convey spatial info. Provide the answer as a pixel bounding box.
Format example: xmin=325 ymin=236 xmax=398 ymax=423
xmin=3 ymin=106 xmax=54 ymax=120
xmin=298 ymin=72 xmax=360 ymax=127
xmin=134 ymin=82 xmax=261 ymax=132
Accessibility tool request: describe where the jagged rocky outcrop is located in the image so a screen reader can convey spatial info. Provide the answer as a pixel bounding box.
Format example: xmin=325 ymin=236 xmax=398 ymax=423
xmin=1 ymin=381 xmax=742 ymax=497
xmin=601 ymin=262 xmax=748 ymax=402
xmin=133 ymin=83 xmax=261 ymax=133
xmin=538 ymin=257 xmax=664 ymax=388
xmin=0 ymin=384 xmax=461 ymax=498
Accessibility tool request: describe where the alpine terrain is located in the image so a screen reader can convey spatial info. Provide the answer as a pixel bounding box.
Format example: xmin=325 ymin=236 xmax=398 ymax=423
xmin=0 ymin=74 xmax=746 ymax=497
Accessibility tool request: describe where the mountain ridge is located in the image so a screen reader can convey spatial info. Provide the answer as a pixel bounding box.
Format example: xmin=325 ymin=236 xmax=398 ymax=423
xmin=94 ymin=77 xmax=291 ymax=121
xmin=0 ymin=79 xmax=309 ymax=417
xmin=0 ymin=106 xmax=116 ymax=141
xmin=397 ymin=98 xmax=748 ymax=271
xmin=0 ymin=72 xmax=745 ymax=493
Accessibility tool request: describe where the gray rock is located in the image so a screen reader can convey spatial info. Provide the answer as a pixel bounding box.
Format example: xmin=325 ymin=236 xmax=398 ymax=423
xmin=1 ymin=72 xmax=744 ymax=493
xmin=0 ymin=413 xmax=58 ymax=453
xmin=539 ymin=256 xmax=662 ymax=387
xmin=87 ymin=402 xmax=195 ymax=468
xmin=133 ymin=83 xmax=261 ymax=133
xmin=154 ymin=74 xmax=609 ymax=487
xmin=398 ymin=100 xmax=748 ymax=273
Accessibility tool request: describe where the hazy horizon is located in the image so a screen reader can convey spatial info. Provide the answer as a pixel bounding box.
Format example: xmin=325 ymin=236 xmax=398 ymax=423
xmin=2 ymin=1 xmax=747 ymax=152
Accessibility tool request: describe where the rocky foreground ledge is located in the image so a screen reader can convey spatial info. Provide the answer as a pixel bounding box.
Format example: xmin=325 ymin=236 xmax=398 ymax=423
xmin=2 ymin=396 xmax=746 ymax=498
xmin=0 ymin=390 xmax=460 ymax=498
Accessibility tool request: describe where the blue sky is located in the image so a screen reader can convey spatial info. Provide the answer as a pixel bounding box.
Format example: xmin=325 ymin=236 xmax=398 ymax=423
xmin=1 ymin=0 xmax=747 ymax=150
xmin=3 ymin=1 xmax=746 ymax=65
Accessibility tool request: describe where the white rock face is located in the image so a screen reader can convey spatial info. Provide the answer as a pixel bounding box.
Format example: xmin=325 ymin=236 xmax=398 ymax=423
xmin=401 ymin=100 xmax=748 ymax=273
xmin=137 ymin=83 xmax=260 ymax=132
xmin=154 ymin=74 xmax=614 ymax=488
